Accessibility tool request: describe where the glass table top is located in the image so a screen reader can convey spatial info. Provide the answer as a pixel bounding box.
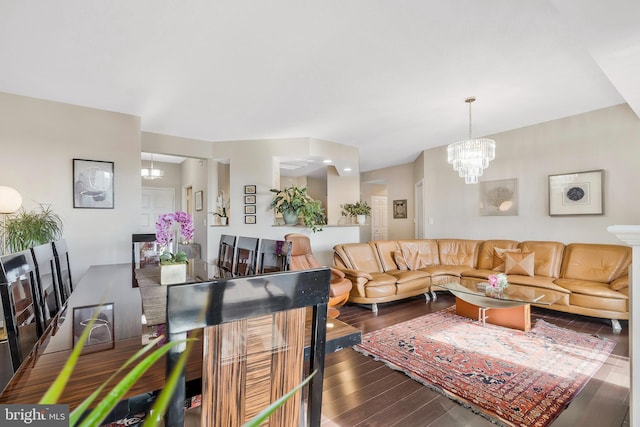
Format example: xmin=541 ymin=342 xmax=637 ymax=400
xmin=433 ymin=282 xmax=550 ymax=307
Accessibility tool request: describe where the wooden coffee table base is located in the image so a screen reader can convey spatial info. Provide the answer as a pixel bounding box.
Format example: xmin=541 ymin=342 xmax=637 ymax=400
xmin=455 ymin=297 xmax=532 ymax=332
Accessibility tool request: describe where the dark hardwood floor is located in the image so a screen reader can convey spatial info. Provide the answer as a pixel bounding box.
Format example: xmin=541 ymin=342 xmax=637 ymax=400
xmin=321 ymin=294 xmax=630 ymax=427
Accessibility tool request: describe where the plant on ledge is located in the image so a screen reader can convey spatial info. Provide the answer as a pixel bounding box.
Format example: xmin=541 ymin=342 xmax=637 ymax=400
xmin=270 ymin=186 xmax=326 ymax=232
xmin=341 ymin=201 xmax=371 ymax=217
xmin=155 ymin=211 xmax=194 ymax=264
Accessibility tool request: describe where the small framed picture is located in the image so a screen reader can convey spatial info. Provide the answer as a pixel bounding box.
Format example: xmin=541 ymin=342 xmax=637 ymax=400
xmin=548 ymin=169 xmax=604 ymax=216
xmin=245 ymin=205 xmax=256 ymax=214
xmin=245 ymin=215 xmax=256 ymax=224
xmin=195 ymin=191 xmax=203 ymax=211
xmin=244 ymin=195 xmax=256 ymax=204
xmin=73 ymin=303 xmax=115 ymax=354
xmin=73 ymin=159 xmax=114 ymax=209
xmin=393 ymin=199 xmax=407 ymax=219
xmin=244 ymin=185 xmax=256 ymax=194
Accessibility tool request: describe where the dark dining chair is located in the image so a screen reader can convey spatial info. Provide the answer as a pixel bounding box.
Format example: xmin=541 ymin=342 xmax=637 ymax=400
xmin=233 ymin=236 xmax=259 ymax=277
xmin=31 ymin=243 xmax=63 ymax=316
xmin=52 ymin=239 xmax=73 ymax=300
xmin=216 ymin=234 xmax=236 ymax=278
xmin=0 ymin=250 xmax=45 ymax=372
xmin=164 ymin=268 xmax=330 ymax=427
xmin=257 ymin=238 xmax=292 ymax=274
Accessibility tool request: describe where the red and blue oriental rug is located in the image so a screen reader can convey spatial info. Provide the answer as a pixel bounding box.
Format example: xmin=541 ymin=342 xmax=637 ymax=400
xmin=354 ymin=307 xmax=615 ymax=427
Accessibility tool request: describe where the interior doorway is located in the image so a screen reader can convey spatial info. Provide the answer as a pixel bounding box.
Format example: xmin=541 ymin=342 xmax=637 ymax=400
xmin=141 ymin=187 xmax=176 ymax=233
xmin=371 ymin=195 xmax=388 ymax=240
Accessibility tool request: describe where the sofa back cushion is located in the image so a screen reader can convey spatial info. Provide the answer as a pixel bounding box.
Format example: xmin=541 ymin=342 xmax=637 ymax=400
xmin=476 ymin=240 xmax=520 ymax=270
xmin=372 ymin=241 xmax=401 ymax=272
xmin=519 ymin=241 xmax=565 ymax=278
xmin=338 ymin=243 xmax=384 ymax=273
xmin=397 ymin=240 xmax=439 ymax=270
xmin=560 ymin=243 xmax=631 ymax=283
xmin=437 ymin=239 xmax=481 ymax=268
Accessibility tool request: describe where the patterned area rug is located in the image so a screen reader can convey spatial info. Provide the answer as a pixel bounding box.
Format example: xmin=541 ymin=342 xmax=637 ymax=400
xmin=354 ymin=307 xmax=615 ymax=427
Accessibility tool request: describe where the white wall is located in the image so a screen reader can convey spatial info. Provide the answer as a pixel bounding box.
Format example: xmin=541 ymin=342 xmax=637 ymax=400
xmin=0 ymin=92 xmax=141 ymax=279
xmin=422 ymin=103 xmax=640 ymax=244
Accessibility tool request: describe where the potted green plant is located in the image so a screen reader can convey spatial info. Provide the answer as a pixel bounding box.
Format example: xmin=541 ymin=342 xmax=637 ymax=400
xmin=270 ymin=186 xmax=326 ymax=232
xmin=341 ymin=201 xmax=371 ymax=225
xmin=3 ymin=203 xmax=63 ymax=253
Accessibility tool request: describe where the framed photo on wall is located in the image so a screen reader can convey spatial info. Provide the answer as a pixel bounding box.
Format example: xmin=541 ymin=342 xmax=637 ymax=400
xmin=548 ymin=169 xmax=604 ymax=216
xmin=393 ymin=200 xmax=407 ymax=219
xmin=73 ymin=303 xmax=115 ymax=354
xmin=73 ymin=159 xmax=114 ymax=209
xmin=195 ymin=191 xmax=203 ymax=211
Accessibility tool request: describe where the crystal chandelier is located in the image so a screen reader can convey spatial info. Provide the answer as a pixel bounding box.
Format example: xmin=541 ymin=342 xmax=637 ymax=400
xmin=141 ymin=153 xmax=164 ymax=180
xmin=447 ymin=97 xmax=495 ymax=184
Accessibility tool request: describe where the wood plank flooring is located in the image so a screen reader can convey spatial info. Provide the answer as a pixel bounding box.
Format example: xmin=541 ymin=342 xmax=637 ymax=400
xmin=320 ymin=294 xmax=630 ymax=427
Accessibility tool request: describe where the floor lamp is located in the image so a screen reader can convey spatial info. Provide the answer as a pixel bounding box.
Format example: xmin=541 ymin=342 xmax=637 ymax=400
xmin=0 ymin=186 xmax=23 ymax=256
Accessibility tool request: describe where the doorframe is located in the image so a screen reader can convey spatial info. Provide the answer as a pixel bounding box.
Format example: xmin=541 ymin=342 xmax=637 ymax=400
xmin=414 ymin=179 xmax=425 ymax=239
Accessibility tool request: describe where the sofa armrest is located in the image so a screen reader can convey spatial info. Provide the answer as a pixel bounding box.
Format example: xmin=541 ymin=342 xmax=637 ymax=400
xmin=337 ymin=268 xmax=373 ymax=281
xmin=330 ymin=267 xmax=346 ymax=280
xmin=610 ymin=276 xmax=629 ymax=291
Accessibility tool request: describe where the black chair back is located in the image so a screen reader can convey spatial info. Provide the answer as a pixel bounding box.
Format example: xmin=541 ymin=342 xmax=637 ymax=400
xmin=233 ymin=236 xmax=259 ymax=276
xmin=217 ymin=234 xmax=236 ymax=278
xmin=0 ymin=250 xmax=45 ymax=372
xmin=165 ymin=268 xmax=330 ymax=427
xmin=31 ymin=243 xmax=63 ymax=315
xmin=257 ymin=239 xmax=292 ymax=273
xmin=52 ymin=239 xmax=73 ymax=299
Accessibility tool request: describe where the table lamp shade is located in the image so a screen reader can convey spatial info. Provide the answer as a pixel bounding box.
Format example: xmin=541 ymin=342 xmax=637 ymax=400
xmin=0 ymin=186 xmax=22 ymax=214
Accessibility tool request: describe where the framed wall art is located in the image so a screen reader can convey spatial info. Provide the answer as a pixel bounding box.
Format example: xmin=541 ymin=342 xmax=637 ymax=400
xmin=73 ymin=159 xmax=114 ymax=209
xmin=195 ymin=191 xmax=203 ymax=211
xmin=393 ymin=200 xmax=407 ymax=219
xmin=245 ymin=215 xmax=256 ymax=224
xmin=244 ymin=185 xmax=256 ymax=194
xmin=73 ymin=303 xmax=115 ymax=354
xmin=479 ymin=178 xmax=519 ymax=216
xmin=245 ymin=205 xmax=256 ymax=214
xmin=548 ymin=169 xmax=604 ymax=216
xmin=244 ymin=195 xmax=256 ymax=204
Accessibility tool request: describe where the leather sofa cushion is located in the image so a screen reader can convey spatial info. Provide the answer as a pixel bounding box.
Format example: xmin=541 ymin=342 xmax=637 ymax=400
xmin=507 ymin=275 xmax=569 ymax=293
xmin=519 ymin=241 xmax=565 ymax=278
xmin=386 ymin=269 xmax=431 ymax=284
xmin=437 ymin=239 xmax=481 ymax=267
xmin=555 ymin=278 xmax=629 ymax=299
xmin=461 ymin=268 xmax=495 ymax=280
xmin=340 ymin=243 xmax=384 ymax=273
xmin=560 ymin=243 xmax=631 ymax=283
xmin=493 ymin=248 xmax=522 ymax=271
xmin=373 ymin=240 xmax=402 ymax=272
xmin=504 ymin=252 xmax=535 ymax=276
xmin=397 ymin=240 xmax=439 ymax=269
xmin=475 ymin=240 xmax=520 ymax=270
xmin=421 ymin=265 xmax=470 ymax=277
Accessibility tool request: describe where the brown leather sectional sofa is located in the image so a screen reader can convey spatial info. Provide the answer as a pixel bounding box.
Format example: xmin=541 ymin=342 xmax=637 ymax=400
xmin=333 ymin=239 xmax=631 ymax=329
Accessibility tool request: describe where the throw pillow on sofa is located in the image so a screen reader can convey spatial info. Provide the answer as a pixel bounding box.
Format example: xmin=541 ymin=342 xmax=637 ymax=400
xmin=394 ymin=250 xmax=409 ymax=270
xmin=493 ymin=248 xmax=522 ymax=271
xmin=504 ymin=252 xmax=535 ymax=276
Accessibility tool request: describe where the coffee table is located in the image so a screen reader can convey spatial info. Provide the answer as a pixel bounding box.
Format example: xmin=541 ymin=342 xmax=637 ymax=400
xmin=433 ymin=282 xmax=548 ymax=332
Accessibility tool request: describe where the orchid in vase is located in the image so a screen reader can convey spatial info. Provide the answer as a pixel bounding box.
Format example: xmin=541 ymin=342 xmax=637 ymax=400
xmin=487 ymin=272 xmax=508 ymax=297
xmin=155 ymin=211 xmax=194 ymax=264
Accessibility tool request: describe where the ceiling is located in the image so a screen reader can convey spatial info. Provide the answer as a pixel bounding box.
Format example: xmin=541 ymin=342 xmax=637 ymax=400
xmin=1 ymin=1 xmax=639 ymax=172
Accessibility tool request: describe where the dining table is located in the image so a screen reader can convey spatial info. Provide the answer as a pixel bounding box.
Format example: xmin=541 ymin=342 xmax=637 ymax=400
xmin=0 ymin=263 xmax=361 ymax=412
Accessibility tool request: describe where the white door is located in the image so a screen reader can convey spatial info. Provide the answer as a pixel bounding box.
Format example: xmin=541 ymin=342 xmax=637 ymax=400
xmin=371 ymin=195 xmax=388 ymax=240
xmin=141 ymin=188 xmax=176 ymax=233
xmin=415 ymin=180 xmax=425 ymax=238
